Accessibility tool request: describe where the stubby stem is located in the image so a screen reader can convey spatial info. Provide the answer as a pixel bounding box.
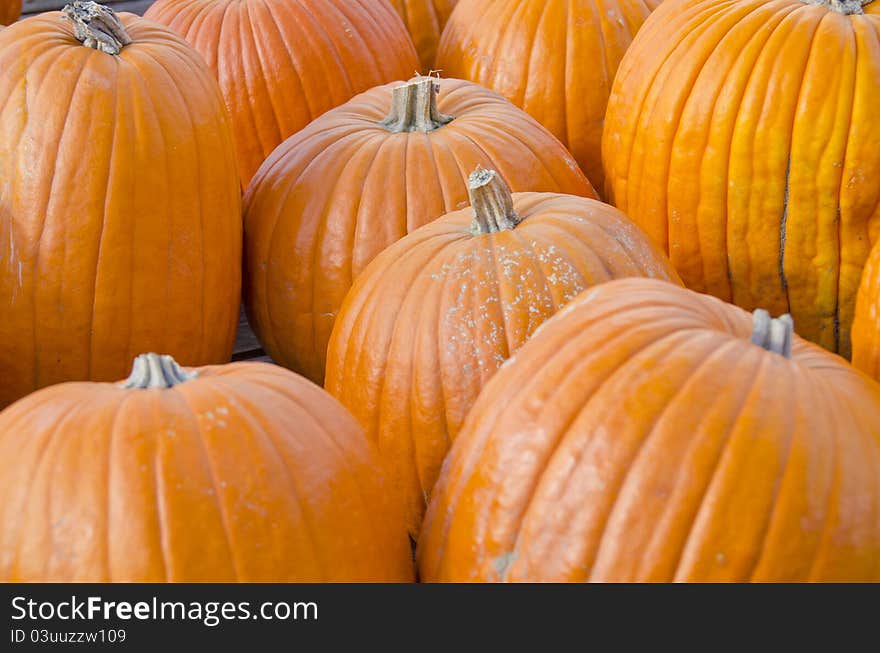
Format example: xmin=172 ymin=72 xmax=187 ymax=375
xmin=62 ymin=1 xmax=132 ymax=55
xmin=120 ymin=353 xmax=198 ymax=389
xmin=751 ymin=309 xmax=794 ymax=358
xmin=468 ymin=168 xmax=522 ymax=234
xmin=379 ymin=77 xmax=454 ymax=133
xmin=802 ymin=0 xmax=872 ymax=14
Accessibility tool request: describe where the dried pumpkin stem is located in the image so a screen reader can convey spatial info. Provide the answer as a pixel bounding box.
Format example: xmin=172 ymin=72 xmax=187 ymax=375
xmin=802 ymin=0 xmax=872 ymax=15
xmin=121 ymin=353 xmax=198 ymax=389
xmin=62 ymin=1 xmax=132 ymax=55
xmin=751 ymin=309 xmax=794 ymax=359
xmin=379 ymin=77 xmax=454 ymax=133
xmin=468 ymin=167 xmax=522 ymax=234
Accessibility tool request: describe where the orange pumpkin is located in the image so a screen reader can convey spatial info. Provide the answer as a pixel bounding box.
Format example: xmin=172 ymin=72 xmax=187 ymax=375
xmin=418 ymin=278 xmax=880 ymax=582
xmin=390 ymin=0 xmax=457 ymax=71
xmin=0 ymin=4 xmax=241 ymax=409
xmin=244 ymin=76 xmax=595 ymax=384
xmin=0 ymin=0 xmax=20 ymax=26
xmin=436 ymin=0 xmax=661 ymax=190
xmin=0 ymin=353 xmax=414 ymax=582
xmin=144 ymin=0 xmax=420 ymax=186
xmin=603 ymin=0 xmax=880 ymax=359
xmin=852 ymin=239 xmax=880 ymax=379
xmin=326 ymin=168 xmax=680 ymax=536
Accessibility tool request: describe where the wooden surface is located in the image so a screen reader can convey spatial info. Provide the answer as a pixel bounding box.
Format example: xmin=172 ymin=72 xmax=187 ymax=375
xmin=21 ymin=0 xmax=272 ymax=366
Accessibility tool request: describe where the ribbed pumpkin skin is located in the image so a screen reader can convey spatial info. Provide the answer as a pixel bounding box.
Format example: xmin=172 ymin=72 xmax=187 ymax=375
xmin=244 ymin=78 xmax=595 ymax=384
xmin=0 ymin=362 xmax=414 ymax=582
xmin=325 ymin=195 xmax=681 ymax=536
xmin=144 ymin=0 xmax=420 ymax=186
xmin=436 ymin=0 xmax=661 ymax=190
xmin=0 ymin=0 xmax=20 ymax=25
xmin=852 ymin=239 xmax=880 ymax=379
xmin=0 ymin=16 xmax=241 ymax=409
xmin=390 ymin=0 xmax=457 ymax=71
xmin=418 ymin=279 xmax=880 ymax=582
xmin=603 ymin=0 xmax=880 ymax=360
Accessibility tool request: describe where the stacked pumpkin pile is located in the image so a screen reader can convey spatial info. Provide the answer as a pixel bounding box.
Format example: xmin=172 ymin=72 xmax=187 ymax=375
xmin=0 ymin=0 xmax=878 ymax=582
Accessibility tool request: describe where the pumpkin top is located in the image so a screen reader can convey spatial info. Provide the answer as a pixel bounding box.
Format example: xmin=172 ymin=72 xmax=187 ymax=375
xmin=62 ymin=1 xmax=131 ymax=54
xmin=379 ymin=76 xmax=455 ymax=133
xmin=120 ymin=353 xmax=198 ymax=389
xmin=468 ymin=168 xmax=523 ymax=235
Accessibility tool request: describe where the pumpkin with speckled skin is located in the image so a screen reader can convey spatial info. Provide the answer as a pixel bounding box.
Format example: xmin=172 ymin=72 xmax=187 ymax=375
xmin=0 ymin=355 xmax=414 ymax=582
xmin=436 ymin=0 xmax=661 ymax=190
xmin=418 ymin=278 xmax=880 ymax=582
xmin=0 ymin=0 xmax=20 ymax=26
xmin=390 ymin=0 xmax=457 ymax=71
xmin=144 ymin=0 xmax=420 ymax=186
xmin=244 ymin=76 xmax=594 ymax=385
xmin=0 ymin=9 xmax=241 ymax=409
xmin=602 ymin=0 xmax=880 ymax=359
xmin=325 ymin=169 xmax=680 ymax=537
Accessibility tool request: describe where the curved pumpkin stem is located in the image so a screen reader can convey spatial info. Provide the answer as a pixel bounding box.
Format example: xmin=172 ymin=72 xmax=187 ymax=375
xmin=802 ymin=0 xmax=872 ymax=14
xmin=379 ymin=76 xmax=454 ymax=133
xmin=121 ymin=353 xmax=198 ymax=389
xmin=751 ymin=309 xmax=794 ymax=359
xmin=62 ymin=1 xmax=132 ymax=55
xmin=468 ymin=167 xmax=522 ymax=235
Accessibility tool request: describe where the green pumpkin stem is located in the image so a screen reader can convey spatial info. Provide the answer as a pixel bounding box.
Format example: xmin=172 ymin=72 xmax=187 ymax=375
xmin=468 ymin=167 xmax=522 ymax=234
xmin=751 ymin=310 xmax=794 ymax=359
xmin=379 ymin=76 xmax=455 ymax=133
xmin=121 ymin=353 xmax=198 ymax=389
xmin=62 ymin=1 xmax=132 ymax=55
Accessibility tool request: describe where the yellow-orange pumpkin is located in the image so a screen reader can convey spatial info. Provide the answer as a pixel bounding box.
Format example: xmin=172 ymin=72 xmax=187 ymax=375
xmin=390 ymin=0 xmax=457 ymax=71
xmin=0 ymin=4 xmax=241 ymax=409
xmin=603 ymin=0 xmax=880 ymax=359
xmin=145 ymin=0 xmax=419 ymax=186
xmin=0 ymin=354 xmax=414 ymax=582
xmin=244 ymin=76 xmax=595 ymax=384
xmin=326 ymin=169 xmax=680 ymax=536
xmin=419 ymin=279 xmax=880 ymax=582
xmin=436 ymin=0 xmax=661 ymax=189
xmin=852 ymin=239 xmax=880 ymax=379
xmin=0 ymin=0 xmax=20 ymax=25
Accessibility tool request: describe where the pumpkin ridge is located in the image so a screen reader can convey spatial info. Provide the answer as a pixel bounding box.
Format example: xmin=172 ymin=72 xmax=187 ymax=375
xmin=174 ymin=388 xmax=242 ymax=581
xmin=5 ymin=391 xmax=96 ymax=579
xmin=243 ymin=1 xmax=287 ymax=150
xmin=202 ymin=378 xmax=327 ymax=579
xmin=499 ymin=327 xmax=688 ymax=580
xmin=572 ymin=330 xmax=724 ymax=581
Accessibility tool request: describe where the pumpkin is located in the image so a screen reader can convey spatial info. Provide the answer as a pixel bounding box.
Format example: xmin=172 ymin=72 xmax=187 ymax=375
xmin=852 ymin=239 xmax=880 ymax=379
xmin=325 ymin=168 xmax=680 ymax=536
xmin=390 ymin=0 xmax=457 ymax=71
xmin=418 ymin=278 xmax=880 ymax=582
xmin=0 ymin=3 xmax=241 ymax=410
xmin=0 ymin=353 xmax=414 ymax=582
xmin=0 ymin=0 xmax=20 ymax=26
xmin=144 ymin=0 xmax=420 ymax=187
xmin=436 ymin=0 xmax=660 ymax=190
xmin=603 ymin=0 xmax=880 ymax=360
xmin=244 ymin=76 xmax=595 ymax=385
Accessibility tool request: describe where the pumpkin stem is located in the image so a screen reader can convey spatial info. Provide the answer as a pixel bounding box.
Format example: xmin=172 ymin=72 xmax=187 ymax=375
xmin=751 ymin=310 xmax=794 ymax=359
xmin=120 ymin=353 xmax=198 ymax=389
xmin=802 ymin=0 xmax=872 ymax=15
xmin=468 ymin=167 xmax=522 ymax=234
xmin=62 ymin=1 xmax=132 ymax=55
xmin=379 ymin=76 xmax=455 ymax=133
